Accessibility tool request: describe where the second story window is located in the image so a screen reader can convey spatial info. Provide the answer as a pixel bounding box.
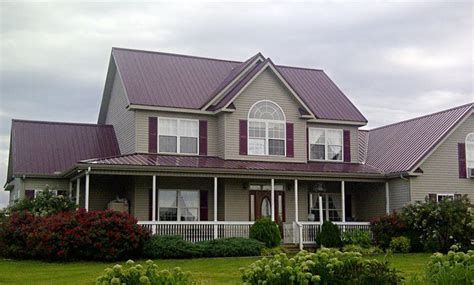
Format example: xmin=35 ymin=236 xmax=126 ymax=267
xmin=309 ymin=128 xmax=343 ymax=161
xmin=248 ymin=100 xmax=286 ymax=156
xmin=467 ymin=133 xmax=474 ymax=176
xmin=158 ymin=118 xmax=198 ymax=154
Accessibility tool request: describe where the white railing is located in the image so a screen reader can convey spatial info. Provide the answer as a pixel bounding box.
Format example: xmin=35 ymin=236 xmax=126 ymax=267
xmin=138 ymin=221 xmax=254 ymax=243
xmin=287 ymin=221 xmax=371 ymax=245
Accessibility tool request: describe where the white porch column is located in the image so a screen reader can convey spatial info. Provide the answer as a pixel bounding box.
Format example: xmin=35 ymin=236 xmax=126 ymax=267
xmin=294 ymin=179 xmax=299 ymax=222
xmin=319 ymin=195 xmax=324 ymax=223
xmin=271 ymin=179 xmax=275 ymax=222
xmin=341 ymin=181 xmax=346 ymax=232
xmin=85 ymin=172 xmax=90 ymax=211
xmin=75 ymin=178 xmax=80 ymax=205
xmin=152 ymin=175 xmax=157 ymax=221
xmin=385 ymin=182 xmax=390 ymax=214
xmin=214 ymin=177 xmax=218 ymax=239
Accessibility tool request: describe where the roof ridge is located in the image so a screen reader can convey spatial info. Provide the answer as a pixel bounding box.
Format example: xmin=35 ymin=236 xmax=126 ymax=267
xmin=112 ymin=47 xmax=242 ymax=64
xmin=369 ymin=102 xmax=473 ymax=132
xmin=276 ymin=64 xmax=324 ymax=72
xmin=12 ymin=119 xmax=114 ymax=128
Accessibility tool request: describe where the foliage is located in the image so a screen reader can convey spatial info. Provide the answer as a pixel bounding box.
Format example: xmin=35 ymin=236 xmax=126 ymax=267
xmin=95 ymin=260 xmax=196 ymax=285
xmin=143 ymin=235 xmax=264 ymax=259
xmin=342 ymin=244 xmax=384 ymax=256
xmin=401 ymin=195 xmax=474 ymax=253
xmin=2 ymin=189 xmax=76 ymax=217
xmin=261 ymin=245 xmax=288 ymax=256
xmin=249 ymin=218 xmax=281 ymax=248
xmin=315 ymin=220 xmax=342 ymax=248
xmin=0 ymin=209 xmax=149 ymax=261
xmin=390 ymin=236 xmax=411 ymax=253
xmin=370 ymin=212 xmax=407 ymax=249
xmin=240 ymin=248 xmax=402 ymax=285
xmin=341 ymin=229 xmax=372 ymax=248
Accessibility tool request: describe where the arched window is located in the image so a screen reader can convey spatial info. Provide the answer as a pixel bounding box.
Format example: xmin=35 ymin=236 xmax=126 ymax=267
xmin=248 ymin=100 xmax=286 ymax=156
xmin=466 ymin=133 xmax=474 ymax=175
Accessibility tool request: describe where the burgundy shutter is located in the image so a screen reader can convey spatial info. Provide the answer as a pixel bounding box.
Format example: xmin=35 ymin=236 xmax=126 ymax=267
xmin=428 ymin=193 xmax=437 ymax=203
xmin=148 ymin=117 xmax=158 ymax=153
xmin=25 ymin=190 xmax=35 ymax=199
xmin=343 ymin=130 xmax=351 ymax=162
xmin=199 ymin=120 xmax=208 ymax=156
xmin=239 ymin=120 xmax=248 ymax=155
xmin=200 ymin=190 xmax=208 ymax=221
xmin=458 ymin=143 xmax=467 ymax=178
xmin=286 ymin=123 xmax=294 ymax=157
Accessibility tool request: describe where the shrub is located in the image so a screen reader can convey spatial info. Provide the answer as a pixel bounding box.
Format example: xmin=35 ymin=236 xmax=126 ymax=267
xmin=240 ymin=248 xmax=402 ymax=284
xmin=390 ymin=236 xmax=411 ymax=253
xmin=2 ymin=189 xmax=76 ymax=217
xmin=341 ymin=229 xmax=372 ymax=248
xmin=342 ymin=244 xmax=384 ymax=256
xmin=401 ymin=195 xmax=474 ymax=253
xmin=315 ymin=220 xmax=342 ymax=248
xmin=0 ymin=209 xmax=149 ymax=261
xmin=261 ymin=245 xmax=288 ymax=256
xmin=95 ymin=259 xmax=196 ymax=285
xmin=198 ymin=237 xmax=263 ymax=257
xmin=249 ymin=218 xmax=281 ymax=248
xmin=143 ymin=235 xmax=201 ymax=259
xmin=370 ymin=212 xmax=406 ymax=249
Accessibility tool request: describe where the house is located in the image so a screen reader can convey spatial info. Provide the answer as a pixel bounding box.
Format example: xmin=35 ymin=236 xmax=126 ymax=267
xmin=4 ymin=48 xmax=473 ymax=246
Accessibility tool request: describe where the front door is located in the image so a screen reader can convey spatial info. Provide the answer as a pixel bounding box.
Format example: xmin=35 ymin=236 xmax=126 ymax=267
xmin=250 ymin=190 xmax=285 ymax=224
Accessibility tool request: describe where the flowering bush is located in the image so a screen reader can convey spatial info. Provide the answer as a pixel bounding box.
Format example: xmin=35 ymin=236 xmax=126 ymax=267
xmin=370 ymin=212 xmax=407 ymax=249
xmin=390 ymin=236 xmax=411 ymax=253
xmin=240 ymin=248 xmax=402 ymax=284
xmin=95 ymin=260 xmax=196 ymax=285
xmin=0 ymin=209 xmax=149 ymax=261
xmin=249 ymin=218 xmax=281 ymax=248
xmin=341 ymin=229 xmax=372 ymax=248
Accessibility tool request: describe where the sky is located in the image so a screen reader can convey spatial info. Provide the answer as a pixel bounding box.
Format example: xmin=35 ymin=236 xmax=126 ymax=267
xmin=0 ymin=1 xmax=473 ymax=208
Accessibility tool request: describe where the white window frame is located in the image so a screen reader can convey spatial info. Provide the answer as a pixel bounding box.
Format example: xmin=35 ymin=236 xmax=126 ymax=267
xmin=436 ymin=193 xmax=454 ymax=202
xmin=157 ymin=189 xmax=200 ymax=222
xmin=157 ymin=117 xmax=199 ymax=155
xmin=33 ymin=189 xmax=63 ymax=198
xmin=247 ymin=100 xmax=286 ymax=156
xmin=466 ymin=133 xmax=474 ymax=177
xmin=309 ymin=193 xmax=342 ymax=222
xmin=308 ymin=128 xmax=344 ymax=162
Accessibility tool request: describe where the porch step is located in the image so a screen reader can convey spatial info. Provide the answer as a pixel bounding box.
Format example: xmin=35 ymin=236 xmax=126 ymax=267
xmin=283 ymin=243 xmax=317 ymax=253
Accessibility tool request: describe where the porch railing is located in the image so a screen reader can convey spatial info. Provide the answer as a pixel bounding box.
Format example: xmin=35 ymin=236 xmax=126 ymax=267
xmin=138 ymin=221 xmax=254 ymax=243
xmin=285 ymin=221 xmax=372 ymax=244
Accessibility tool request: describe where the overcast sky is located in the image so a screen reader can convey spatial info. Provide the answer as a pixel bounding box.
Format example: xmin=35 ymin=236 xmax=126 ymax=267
xmin=0 ymin=1 xmax=473 ymax=208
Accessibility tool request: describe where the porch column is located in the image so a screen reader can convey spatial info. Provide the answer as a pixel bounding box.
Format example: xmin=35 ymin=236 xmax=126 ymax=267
xmin=341 ymin=181 xmax=346 ymax=223
xmin=85 ymin=172 xmax=90 ymax=211
xmin=319 ymin=195 xmax=324 ymax=223
xmin=294 ymin=179 xmax=298 ymax=222
xmin=214 ymin=177 xmax=218 ymax=239
xmin=385 ymin=182 xmax=390 ymax=214
xmin=271 ymin=179 xmax=275 ymax=222
xmin=152 ymin=175 xmax=157 ymax=221
xmin=75 ymin=178 xmax=80 ymax=205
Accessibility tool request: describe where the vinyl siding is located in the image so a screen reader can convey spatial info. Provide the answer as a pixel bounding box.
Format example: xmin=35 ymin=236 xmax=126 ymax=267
xmin=223 ymin=68 xmax=307 ymax=162
xmin=222 ymin=179 xmax=249 ymax=221
xmin=410 ymin=114 xmax=474 ymax=201
xmin=8 ymin=178 xmax=23 ymax=203
xmin=216 ymin=114 xmax=226 ymax=158
xmin=23 ymin=178 xmax=70 ymax=194
xmin=306 ymin=123 xmax=360 ymax=163
xmin=104 ymin=73 xmax=135 ymax=154
xmin=285 ymin=181 xmax=309 ymax=222
xmin=348 ymin=182 xmax=386 ymax=221
xmin=388 ymin=178 xmax=411 ymax=211
xmin=135 ymin=110 xmax=219 ymax=156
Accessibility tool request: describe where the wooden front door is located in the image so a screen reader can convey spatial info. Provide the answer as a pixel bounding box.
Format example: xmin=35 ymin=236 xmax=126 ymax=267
xmin=250 ymin=190 xmax=285 ymax=224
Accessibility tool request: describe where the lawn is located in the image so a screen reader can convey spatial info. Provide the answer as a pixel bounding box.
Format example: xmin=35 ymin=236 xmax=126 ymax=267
xmin=0 ymin=253 xmax=431 ymax=284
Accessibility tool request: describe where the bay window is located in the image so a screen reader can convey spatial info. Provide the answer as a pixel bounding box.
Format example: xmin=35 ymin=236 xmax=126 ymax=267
xmin=158 ymin=118 xmax=198 ymax=154
xmin=309 ymin=128 xmax=343 ymax=161
xmin=158 ymin=190 xmax=200 ymax=221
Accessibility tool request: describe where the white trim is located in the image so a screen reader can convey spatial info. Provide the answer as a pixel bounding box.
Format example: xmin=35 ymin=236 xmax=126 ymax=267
xmin=294 ymin=179 xmax=299 ymax=222
xmin=152 ymin=175 xmax=157 ymax=221
xmin=436 ymin=193 xmax=454 ymax=202
xmin=85 ymin=173 xmax=90 ymax=211
xmin=341 ymin=181 xmax=345 ymax=223
xmin=385 ymin=182 xmax=390 ymax=214
xmin=466 ymin=133 xmax=474 ymax=177
xmin=157 ymin=117 xmax=199 ymax=155
xmin=270 ymin=179 xmax=275 ymax=222
xmin=308 ymin=128 xmax=344 ymax=162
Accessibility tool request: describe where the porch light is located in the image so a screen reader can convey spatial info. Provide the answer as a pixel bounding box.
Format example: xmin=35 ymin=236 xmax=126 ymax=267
xmin=314 ymin=182 xmax=326 ymax=193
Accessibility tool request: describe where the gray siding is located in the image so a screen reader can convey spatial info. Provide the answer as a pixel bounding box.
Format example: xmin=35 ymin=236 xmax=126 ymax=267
xmin=349 ymin=182 xmax=386 ymax=220
xmin=285 ymin=181 xmax=309 ymax=222
xmin=104 ymin=73 xmax=136 ymax=154
xmin=222 ymin=179 xmax=249 ymax=221
xmin=410 ymin=114 xmax=474 ymax=201
xmin=23 ymin=178 xmax=70 ymax=194
xmin=388 ymin=178 xmax=411 ymax=212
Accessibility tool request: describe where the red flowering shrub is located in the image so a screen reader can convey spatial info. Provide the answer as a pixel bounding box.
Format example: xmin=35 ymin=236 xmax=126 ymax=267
xmin=0 ymin=209 xmax=150 ymax=261
xmin=369 ymin=212 xmax=406 ymax=249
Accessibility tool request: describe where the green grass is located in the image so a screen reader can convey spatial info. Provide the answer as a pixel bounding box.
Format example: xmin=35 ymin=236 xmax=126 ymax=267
xmin=0 ymin=253 xmax=431 ymax=284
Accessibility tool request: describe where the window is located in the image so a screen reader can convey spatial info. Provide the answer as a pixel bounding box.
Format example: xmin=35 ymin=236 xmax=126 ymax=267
xmin=158 ymin=190 xmax=199 ymax=221
xmin=309 ymin=128 xmax=343 ymax=161
xmin=437 ymin=193 xmax=454 ymax=202
xmin=467 ymin=133 xmax=474 ymax=176
xmin=158 ymin=118 xmax=198 ymax=154
xmin=309 ymin=193 xmax=342 ymax=221
xmin=248 ymin=101 xmax=286 ymax=156
xmin=248 ymin=184 xmax=284 ymax=191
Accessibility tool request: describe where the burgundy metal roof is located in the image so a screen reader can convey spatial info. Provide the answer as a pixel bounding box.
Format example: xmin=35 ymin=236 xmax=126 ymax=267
xmin=10 ymin=120 xmax=121 ymax=176
xmin=358 ymin=130 xmax=369 ymax=164
xmin=81 ymin=153 xmax=382 ymax=175
xmin=363 ymin=103 xmax=473 ymax=174
xmin=112 ymin=48 xmax=367 ymax=123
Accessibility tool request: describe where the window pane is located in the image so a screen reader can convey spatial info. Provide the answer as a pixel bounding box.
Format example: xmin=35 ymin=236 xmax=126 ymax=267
xmin=180 ymin=208 xmax=198 ymax=221
xmin=249 ymin=121 xmax=265 ymax=138
xmin=159 ymin=118 xmax=178 ymax=136
xmin=179 ymin=191 xmax=199 ymax=208
xmin=327 ymin=130 xmax=342 ymax=146
xmin=310 ymin=129 xmax=325 ymax=144
xmin=159 ymin=190 xmax=177 ymax=207
xmin=328 ymin=145 xmax=342 ymax=160
xmin=261 ymin=197 xmax=271 ymax=218
xmin=310 ymin=144 xmax=325 ymax=160
xmin=269 ymin=139 xmax=285 ymax=155
xmin=159 ymin=136 xmax=177 ymax=153
xmin=180 ymin=137 xmax=198 ymax=154
xmin=268 ymin=122 xmax=284 ymax=139
xmin=159 ymin=208 xmax=177 ymax=221
xmin=248 ymin=138 xmax=265 ymax=155
xmin=179 ymin=120 xmax=198 ymax=137
xmin=249 ymin=101 xmax=284 ymax=121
